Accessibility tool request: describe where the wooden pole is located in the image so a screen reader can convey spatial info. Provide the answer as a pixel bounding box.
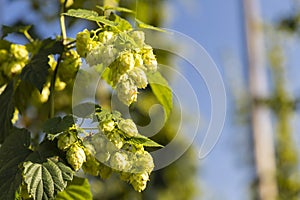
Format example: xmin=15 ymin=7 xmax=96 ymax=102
xmin=243 ymin=0 xmax=278 ymax=199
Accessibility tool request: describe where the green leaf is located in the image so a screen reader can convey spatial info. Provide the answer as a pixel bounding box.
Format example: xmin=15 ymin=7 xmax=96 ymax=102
xmin=43 ymin=115 xmax=76 ymax=135
xmin=23 ymin=158 xmax=74 ymax=200
xmin=97 ymin=5 xmax=135 ymax=14
xmin=0 ymin=81 xmax=15 ymax=144
xmin=147 ymin=71 xmax=173 ymax=122
xmin=0 ymin=128 xmax=32 ymax=200
xmin=1 ymin=25 xmax=31 ymax=39
xmin=14 ymin=80 xmax=36 ymax=114
xmin=135 ymin=19 xmax=167 ymax=32
xmin=20 ymin=38 xmax=64 ymax=92
xmin=109 ymin=13 xmax=132 ymax=31
xmin=126 ymin=135 xmax=163 ymax=148
xmin=0 ymin=39 xmax=12 ymax=50
xmin=55 ymin=176 xmax=92 ymax=200
xmin=64 ymin=9 xmax=116 ymax=27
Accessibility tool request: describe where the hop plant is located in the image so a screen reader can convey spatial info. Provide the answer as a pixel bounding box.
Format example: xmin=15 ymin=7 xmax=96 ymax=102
xmin=66 ymin=144 xmax=86 ymax=171
xmin=141 ymin=46 xmax=158 ymax=72
xmin=116 ymin=76 xmax=138 ymax=105
xmin=110 ymin=151 xmax=130 ymax=171
xmin=98 ymin=31 xmax=115 ymax=44
xmin=57 ymin=131 xmax=77 ymax=151
xmin=118 ymin=118 xmax=139 ymax=137
xmin=10 ymin=44 xmax=28 ymax=61
xmin=0 ymin=43 xmax=29 ymax=86
xmin=82 ymin=149 xmax=100 ymax=176
xmin=76 ymin=29 xmax=96 ymax=57
xmin=132 ymin=151 xmax=154 ymax=174
xmin=75 ymin=27 xmax=159 ymax=106
xmin=128 ymin=31 xmax=145 ymax=47
xmin=129 ymin=172 xmax=150 ymax=192
xmin=58 ymin=50 xmax=82 ymax=83
xmin=85 ymin=44 xmax=117 ymax=67
xmin=128 ymin=67 xmax=148 ymax=89
xmin=106 ymin=131 xmax=124 ymax=149
xmin=100 ymin=120 xmax=115 ymax=132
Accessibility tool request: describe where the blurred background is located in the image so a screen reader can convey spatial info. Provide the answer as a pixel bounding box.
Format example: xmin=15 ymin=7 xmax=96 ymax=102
xmin=1 ymin=0 xmax=300 ymax=200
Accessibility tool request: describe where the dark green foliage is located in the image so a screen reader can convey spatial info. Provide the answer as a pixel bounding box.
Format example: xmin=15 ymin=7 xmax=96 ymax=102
xmin=0 ymin=129 xmax=32 ymax=200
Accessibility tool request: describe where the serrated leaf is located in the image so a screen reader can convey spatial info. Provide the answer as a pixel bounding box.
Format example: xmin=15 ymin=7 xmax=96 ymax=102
xmin=55 ymin=176 xmax=92 ymax=200
xmin=0 ymin=128 xmax=32 ymax=200
xmin=20 ymin=38 xmax=64 ymax=92
xmin=147 ymin=71 xmax=173 ymax=122
xmin=1 ymin=25 xmax=31 ymax=39
xmin=126 ymin=135 xmax=163 ymax=148
xmin=43 ymin=115 xmax=76 ymax=135
xmin=64 ymin=9 xmax=116 ymax=27
xmin=23 ymin=158 xmax=74 ymax=200
xmin=135 ymin=19 xmax=167 ymax=32
xmin=96 ymin=5 xmax=135 ymax=14
xmin=0 ymin=81 xmax=15 ymax=144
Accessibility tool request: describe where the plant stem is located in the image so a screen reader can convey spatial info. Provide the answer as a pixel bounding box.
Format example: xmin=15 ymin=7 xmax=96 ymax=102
xmin=49 ymin=56 xmax=61 ymax=118
xmin=23 ymin=30 xmax=34 ymax=42
xmin=49 ymin=0 xmax=67 ymax=118
xmin=60 ymin=0 xmax=67 ymax=45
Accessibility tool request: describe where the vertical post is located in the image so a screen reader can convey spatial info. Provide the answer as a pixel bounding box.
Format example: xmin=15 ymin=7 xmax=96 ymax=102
xmin=243 ymin=0 xmax=278 ymax=199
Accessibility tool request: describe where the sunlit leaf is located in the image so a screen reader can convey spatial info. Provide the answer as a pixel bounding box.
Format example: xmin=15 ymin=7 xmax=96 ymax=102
xmin=135 ymin=19 xmax=167 ymax=32
xmin=96 ymin=5 xmax=135 ymax=14
xmin=23 ymin=159 xmax=74 ymax=200
xmin=109 ymin=13 xmax=132 ymax=31
xmin=126 ymin=135 xmax=163 ymax=148
xmin=147 ymin=71 xmax=173 ymax=122
xmin=64 ymin=9 xmax=116 ymax=27
xmin=55 ymin=176 xmax=92 ymax=200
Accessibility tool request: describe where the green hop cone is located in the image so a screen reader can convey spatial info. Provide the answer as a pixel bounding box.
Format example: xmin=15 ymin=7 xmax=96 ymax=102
xmin=10 ymin=44 xmax=28 ymax=61
xmin=134 ymin=151 xmax=154 ymax=174
xmin=129 ymin=172 xmax=150 ymax=192
xmin=99 ymin=163 xmax=112 ymax=179
xmin=66 ymin=144 xmax=86 ymax=171
xmin=76 ymin=29 xmax=96 ymax=57
xmin=100 ymin=120 xmax=115 ymax=132
xmin=86 ymin=44 xmax=117 ymax=67
xmin=110 ymin=152 xmax=130 ymax=171
xmin=82 ymin=151 xmax=100 ymax=176
xmin=142 ymin=46 xmax=158 ymax=72
xmin=98 ymin=31 xmax=115 ymax=44
xmin=118 ymin=118 xmax=139 ymax=137
xmin=0 ymin=49 xmax=8 ymax=63
xmin=118 ymin=51 xmax=135 ymax=73
xmin=119 ymin=171 xmax=131 ymax=182
xmin=116 ymin=75 xmax=138 ymax=105
xmin=129 ymin=31 xmax=145 ymax=47
xmin=57 ymin=132 xmax=77 ymax=151
xmin=134 ymin=53 xmax=144 ymax=68
xmin=128 ymin=67 xmax=148 ymax=89
xmin=58 ymin=50 xmax=81 ymax=83
xmin=107 ymin=132 xmax=124 ymax=149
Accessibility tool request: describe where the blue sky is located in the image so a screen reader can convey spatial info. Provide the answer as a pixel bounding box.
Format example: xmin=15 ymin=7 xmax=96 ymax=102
xmin=164 ymin=0 xmax=295 ymax=200
xmin=0 ymin=0 xmax=298 ymax=199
